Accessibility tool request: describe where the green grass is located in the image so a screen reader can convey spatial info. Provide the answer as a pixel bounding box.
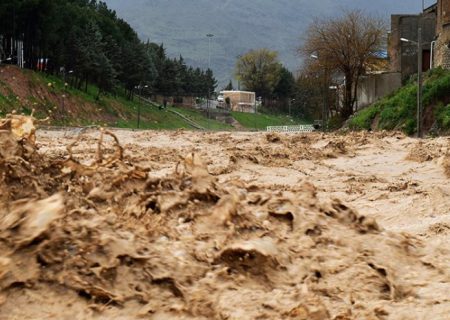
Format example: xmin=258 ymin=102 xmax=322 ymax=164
xmin=350 ymin=67 xmax=450 ymax=134
xmin=0 ymin=69 xmax=197 ymax=129
xmin=231 ymin=111 xmax=308 ymax=130
xmin=33 ymin=72 xmax=224 ymax=130
xmin=115 ymin=103 xmax=191 ymax=130
xmin=1 ymin=67 xmax=310 ymax=131
xmin=172 ymin=106 xmax=234 ymax=130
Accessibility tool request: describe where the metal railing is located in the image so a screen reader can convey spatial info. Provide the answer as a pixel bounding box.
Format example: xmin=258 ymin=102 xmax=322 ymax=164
xmin=266 ymin=125 xmax=315 ymax=133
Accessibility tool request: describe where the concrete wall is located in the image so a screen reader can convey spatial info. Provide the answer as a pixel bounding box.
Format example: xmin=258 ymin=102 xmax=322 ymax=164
xmin=357 ymin=72 xmax=402 ymax=109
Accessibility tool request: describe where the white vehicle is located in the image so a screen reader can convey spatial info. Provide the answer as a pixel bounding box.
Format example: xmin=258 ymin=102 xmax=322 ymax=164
xmin=217 ymin=95 xmax=224 ymax=103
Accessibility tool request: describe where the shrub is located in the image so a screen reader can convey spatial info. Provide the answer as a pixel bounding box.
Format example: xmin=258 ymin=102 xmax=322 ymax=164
xmin=435 ymin=103 xmax=450 ymax=130
xmin=349 ymin=104 xmax=380 ymax=130
xmin=350 ymin=68 xmax=450 ymax=134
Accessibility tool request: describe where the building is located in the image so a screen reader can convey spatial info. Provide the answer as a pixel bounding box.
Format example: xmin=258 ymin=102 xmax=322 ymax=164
xmin=389 ymin=0 xmax=450 ymax=80
xmin=357 ymin=1 xmax=449 ymax=110
xmin=388 ymin=5 xmax=437 ymax=81
xmin=435 ymin=0 xmax=450 ymax=68
xmin=220 ymin=90 xmax=256 ymax=113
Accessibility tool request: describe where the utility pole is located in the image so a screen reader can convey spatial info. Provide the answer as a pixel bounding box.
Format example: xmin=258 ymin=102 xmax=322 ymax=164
xmin=322 ymin=68 xmax=328 ymax=132
xmin=418 ymin=0 xmax=424 ymax=138
xmin=136 ymin=84 xmax=149 ymax=129
xmin=417 ymin=25 xmax=423 ymax=138
xmin=206 ymin=34 xmax=214 ymax=131
xmin=206 ymin=34 xmax=214 ymax=70
xmin=310 ymin=53 xmax=328 ymax=132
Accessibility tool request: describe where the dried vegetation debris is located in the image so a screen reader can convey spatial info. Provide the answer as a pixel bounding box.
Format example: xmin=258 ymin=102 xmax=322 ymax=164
xmin=0 ymin=117 xmax=449 ymax=319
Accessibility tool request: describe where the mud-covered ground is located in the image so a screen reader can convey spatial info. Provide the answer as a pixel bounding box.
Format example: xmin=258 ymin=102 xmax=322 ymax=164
xmin=1 ymin=118 xmax=449 ymax=319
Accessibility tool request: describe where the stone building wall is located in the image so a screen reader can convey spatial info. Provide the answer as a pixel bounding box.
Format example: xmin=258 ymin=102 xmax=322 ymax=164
xmin=389 ymin=12 xmax=436 ymax=81
xmin=436 ymin=0 xmax=450 ymax=69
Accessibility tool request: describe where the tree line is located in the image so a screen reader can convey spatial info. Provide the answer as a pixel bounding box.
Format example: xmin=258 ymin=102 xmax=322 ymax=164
xmin=0 ymin=0 xmax=217 ymax=100
xmin=234 ymin=10 xmax=386 ymax=122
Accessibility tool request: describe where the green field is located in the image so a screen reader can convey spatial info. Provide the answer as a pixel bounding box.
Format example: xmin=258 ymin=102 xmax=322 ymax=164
xmin=231 ymin=111 xmax=308 ymax=130
xmin=171 ymin=106 xmax=234 ymax=130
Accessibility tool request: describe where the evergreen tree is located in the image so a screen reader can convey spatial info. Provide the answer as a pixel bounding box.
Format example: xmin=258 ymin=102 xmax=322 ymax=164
xmin=0 ymin=0 xmax=216 ymax=101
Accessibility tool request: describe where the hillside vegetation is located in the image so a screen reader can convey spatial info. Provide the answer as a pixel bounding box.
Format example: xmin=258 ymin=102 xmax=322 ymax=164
xmin=0 ymin=65 xmax=302 ymax=131
xmin=0 ymin=65 xmax=229 ymax=130
xmin=349 ymin=68 xmax=450 ymax=135
xmin=0 ymin=0 xmax=216 ymax=103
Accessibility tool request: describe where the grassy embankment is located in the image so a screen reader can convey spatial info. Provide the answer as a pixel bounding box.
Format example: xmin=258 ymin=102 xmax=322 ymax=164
xmin=0 ymin=67 xmax=232 ymax=130
xmin=0 ymin=66 xmax=308 ymax=131
xmin=349 ymin=68 xmax=450 ymax=135
xmin=231 ymin=111 xmax=308 ymax=130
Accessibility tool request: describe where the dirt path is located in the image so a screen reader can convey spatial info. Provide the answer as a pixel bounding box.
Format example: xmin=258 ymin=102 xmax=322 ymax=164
xmin=1 ymin=126 xmax=449 ymax=319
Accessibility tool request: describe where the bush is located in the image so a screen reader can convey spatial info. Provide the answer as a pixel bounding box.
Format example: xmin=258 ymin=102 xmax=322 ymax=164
xmin=327 ymin=115 xmax=345 ymax=130
xmin=435 ymin=103 xmax=450 ymax=130
xmin=349 ymin=104 xmax=380 ymax=130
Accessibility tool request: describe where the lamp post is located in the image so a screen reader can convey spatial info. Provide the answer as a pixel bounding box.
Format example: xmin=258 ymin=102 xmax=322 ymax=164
xmin=310 ymin=54 xmax=328 ymax=131
xmin=206 ymin=34 xmax=214 ymax=70
xmin=206 ymin=34 xmax=214 ymax=130
xmin=136 ymin=84 xmax=148 ymax=129
xmin=401 ymin=32 xmax=423 ymax=138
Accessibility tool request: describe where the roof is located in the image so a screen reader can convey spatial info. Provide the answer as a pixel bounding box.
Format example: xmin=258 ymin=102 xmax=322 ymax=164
xmin=424 ymin=2 xmax=437 ymax=14
xmin=220 ymin=90 xmax=255 ymax=95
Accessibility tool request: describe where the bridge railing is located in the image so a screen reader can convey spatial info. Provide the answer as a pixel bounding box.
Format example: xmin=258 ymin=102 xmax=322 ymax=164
xmin=266 ymin=125 xmax=315 ymax=133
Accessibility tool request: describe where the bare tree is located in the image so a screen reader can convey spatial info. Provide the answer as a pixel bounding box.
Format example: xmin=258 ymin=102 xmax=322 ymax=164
xmin=300 ymin=10 xmax=387 ymax=119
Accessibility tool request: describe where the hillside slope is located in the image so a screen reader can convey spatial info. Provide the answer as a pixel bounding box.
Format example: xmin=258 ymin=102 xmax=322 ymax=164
xmin=349 ymin=68 xmax=450 ymax=135
xmin=0 ymin=65 xmax=230 ymax=130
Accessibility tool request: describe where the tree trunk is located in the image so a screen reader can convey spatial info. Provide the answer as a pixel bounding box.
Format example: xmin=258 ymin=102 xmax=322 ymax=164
xmin=342 ymin=75 xmax=354 ymax=120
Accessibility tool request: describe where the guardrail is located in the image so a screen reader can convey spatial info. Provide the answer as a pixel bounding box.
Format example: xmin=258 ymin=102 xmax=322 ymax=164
xmin=266 ymin=125 xmax=315 ymax=133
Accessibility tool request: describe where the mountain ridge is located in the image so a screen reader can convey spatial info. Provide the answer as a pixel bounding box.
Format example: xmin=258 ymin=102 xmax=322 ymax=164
xmin=105 ymin=0 xmax=433 ymax=87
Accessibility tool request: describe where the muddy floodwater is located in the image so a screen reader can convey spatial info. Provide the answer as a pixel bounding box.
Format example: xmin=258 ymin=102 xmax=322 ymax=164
xmin=1 ymin=119 xmax=449 ymax=319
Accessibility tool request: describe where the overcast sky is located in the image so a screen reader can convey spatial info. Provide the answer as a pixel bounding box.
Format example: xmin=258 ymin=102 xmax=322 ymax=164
xmin=105 ymin=0 xmax=438 ymax=84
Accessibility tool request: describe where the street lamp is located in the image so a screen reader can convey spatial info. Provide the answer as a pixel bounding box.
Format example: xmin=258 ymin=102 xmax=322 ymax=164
xmin=310 ymin=53 xmax=328 ymax=131
xmin=136 ymin=84 xmax=149 ymax=129
xmin=206 ymin=34 xmax=214 ymax=130
xmin=206 ymin=34 xmax=214 ymax=70
xmin=401 ymin=31 xmax=423 ymax=138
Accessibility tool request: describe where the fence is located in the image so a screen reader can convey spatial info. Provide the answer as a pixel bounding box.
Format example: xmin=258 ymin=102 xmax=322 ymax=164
xmin=266 ymin=125 xmax=315 ymax=133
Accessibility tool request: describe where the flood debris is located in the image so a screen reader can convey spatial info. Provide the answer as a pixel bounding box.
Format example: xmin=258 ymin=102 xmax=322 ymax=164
xmin=0 ymin=116 xmax=449 ymax=319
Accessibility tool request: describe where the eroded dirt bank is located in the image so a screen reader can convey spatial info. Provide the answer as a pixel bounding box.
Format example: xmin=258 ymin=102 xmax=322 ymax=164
xmin=1 ymin=119 xmax=449 ymax=319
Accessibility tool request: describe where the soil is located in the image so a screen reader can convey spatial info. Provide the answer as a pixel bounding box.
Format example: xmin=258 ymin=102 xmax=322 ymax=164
xmin=0 ymin=65 xmax=123 ymax=124
xmin=0 ymin=117 xmax=449 ymax=319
